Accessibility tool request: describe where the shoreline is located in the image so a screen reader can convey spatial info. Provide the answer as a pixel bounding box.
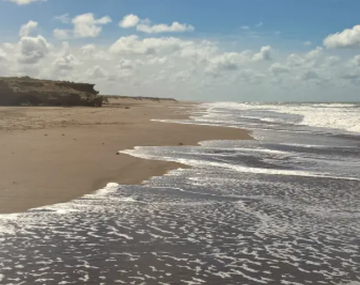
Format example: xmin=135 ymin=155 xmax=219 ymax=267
xmin=0 ymin=100 xmax=252 ymax=214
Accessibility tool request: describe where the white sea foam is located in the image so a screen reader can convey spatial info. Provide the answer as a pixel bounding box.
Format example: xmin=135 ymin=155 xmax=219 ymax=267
xmin=177 ymin=158 xmax=360 ymax=181
xmin=0 ymin=183 xmax=127 ymax=235
xmin=274 ymin=104 xmax=360 ymax=133
xmin=121 ymin=148 xmax=360 ymax=181
xmin=199 ymin=144 xmax=290 ymax=155
xmin=82 ymin=182 xmax=120 ymax=198
xmin=0 ymin=213 xmax=21 ymax=234
xmin=201 ymin=102 xmax=360 ymax=134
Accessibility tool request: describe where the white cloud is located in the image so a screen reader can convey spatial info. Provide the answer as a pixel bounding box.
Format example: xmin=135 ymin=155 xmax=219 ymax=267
xmin=205 ymin=52 xmax=252 ymax=76
xmin=148 ymin=57 xmax=168 ymax=65
xmin=171 ymin=68 xmax=197 ymax=82
xmin=301 ymin=70 xmax=319 ymax=81
xmin=304 ymin=41 xmax=312 ymax=46
xmin=59 ymin=41 xmax=70 ymax=54
xmin=53 ymin=29 xmax=70 ymax=40
xmin=180 ymin=40 xmax=218 ymax=60
xmin=324 ymin=55 xmax=340 ymax=67
xmin=238 ymin=70 xmax=264 ymax=84
xmin=119 ymin=14 xmax=140 ymax=28
xmin=241 ymin=26 xmax=250 ymax=30
xmin=255 ymin=22 xmax=263 ymax=28
xmin=286 ymin=47 xmax=324 ymax=68
xmin=54 ymin=14 xmax=70 ymax=24
xmin=81 ymin=44 xmax=96 ymax=55
xmin=72 ymin=13 xmax=112 ymax=38
xmin=117 ymin=58 xmax=134 ymax=70
xmin=18 ymin=35 xmax=51 ymax=64
xmin=324 ymin=25 xmax=360 ymax=48
xmin=1 ymin=27 xmax=359 ymax=100
xmin=19 ymin=20 xmax=38 ymax=37
xmin=340 ymin=72 xmax=360 ymax=81
xmin=0 ymin=49 xmax=6 ymax=61
xmin=2 ymin=43 xmax=15 ymax=50
xmin=53 ymin=54 xmax=81 ymax=71
xmin=306 ymin=47 xmax=323 ymax=60
xmin=86 ymin=65 xmax=108 ymax=79
xmin=137 ymin=22 xmax=194 ymax=34
xmin=109 ymin=35 xmax=192 ymax=55
xmin=115 ymin=59 xmax=135 ymax=78
xmin=351 ymin=55 xmax=360 ymax=66
xmin=270 ymin=63 xmax=290 ymax=75
xmin=119 ymin=14 xmax=194 ymax=34
xmin=79 ymin=44 xmax=110 ymax=60
xmin=253 ymin=46 xmax=272 ymax=61
xmin=287 ymin=53 xmax=305 ymax=67
xmin=109 ymin=35 xmax=152 ymax=55
xmin=52 ymin=13 xmax=111 ymax=39
xmin=206 ymin=53 xmax=240 ymax=75
xmin=5 ymin=0 xmax=45 ymax=5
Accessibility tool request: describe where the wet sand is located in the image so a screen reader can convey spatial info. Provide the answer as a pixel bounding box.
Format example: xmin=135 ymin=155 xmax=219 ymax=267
xmin=0 ymin=99 xmax=252 ymax=214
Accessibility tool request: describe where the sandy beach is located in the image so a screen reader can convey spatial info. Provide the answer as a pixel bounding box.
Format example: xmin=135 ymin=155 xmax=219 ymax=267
xmin=0 ymin=98 xmax=252 ymax=214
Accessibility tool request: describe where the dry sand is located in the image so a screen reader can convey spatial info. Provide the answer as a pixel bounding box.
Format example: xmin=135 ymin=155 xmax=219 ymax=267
xmin=0 ymin=98 xmax=252 ymax=214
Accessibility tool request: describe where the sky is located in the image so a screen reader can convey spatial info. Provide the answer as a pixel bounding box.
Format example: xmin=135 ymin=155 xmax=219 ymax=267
xmin=1 ymin=0 xmax=360 ymax=102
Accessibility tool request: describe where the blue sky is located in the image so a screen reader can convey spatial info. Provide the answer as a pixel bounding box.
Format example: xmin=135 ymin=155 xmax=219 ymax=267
xmin=1 ymin=0 xmax=358 ymax=42
xmin=1 ymin=0 xmax=360 ymax=101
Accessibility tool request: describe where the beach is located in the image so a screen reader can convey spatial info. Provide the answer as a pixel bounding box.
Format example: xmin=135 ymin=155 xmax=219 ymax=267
xmin=0 ymin=101 xmax=359 ymax=284
xmin=0 ymin=98 xmax=251 ymax=214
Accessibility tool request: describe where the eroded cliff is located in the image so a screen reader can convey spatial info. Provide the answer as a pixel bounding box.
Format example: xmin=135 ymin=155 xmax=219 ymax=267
xmin=0 ymin=77 xmax=103 ymax=107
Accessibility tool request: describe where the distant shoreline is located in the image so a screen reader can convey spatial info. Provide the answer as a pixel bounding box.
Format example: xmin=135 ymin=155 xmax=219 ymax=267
xmin=0 ymin=98 xmax=252 ymax=214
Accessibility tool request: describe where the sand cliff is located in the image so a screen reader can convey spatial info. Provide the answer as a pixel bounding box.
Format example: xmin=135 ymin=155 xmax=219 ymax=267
xmin=0 ymin=77 xmax=102 ymax=107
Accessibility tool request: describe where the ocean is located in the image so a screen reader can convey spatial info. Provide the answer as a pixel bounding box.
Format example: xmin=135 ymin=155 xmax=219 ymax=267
xmin=0 ymin=102 xmax=359 ymax=285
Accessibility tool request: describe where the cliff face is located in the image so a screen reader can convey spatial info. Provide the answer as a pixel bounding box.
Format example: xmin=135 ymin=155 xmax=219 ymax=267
xmin=0 ymin=77 xmax=103 ymax=107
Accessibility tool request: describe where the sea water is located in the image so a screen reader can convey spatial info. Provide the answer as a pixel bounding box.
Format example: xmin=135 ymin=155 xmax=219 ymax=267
xmin=0 ymin=102 xmax=359 ymax=284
